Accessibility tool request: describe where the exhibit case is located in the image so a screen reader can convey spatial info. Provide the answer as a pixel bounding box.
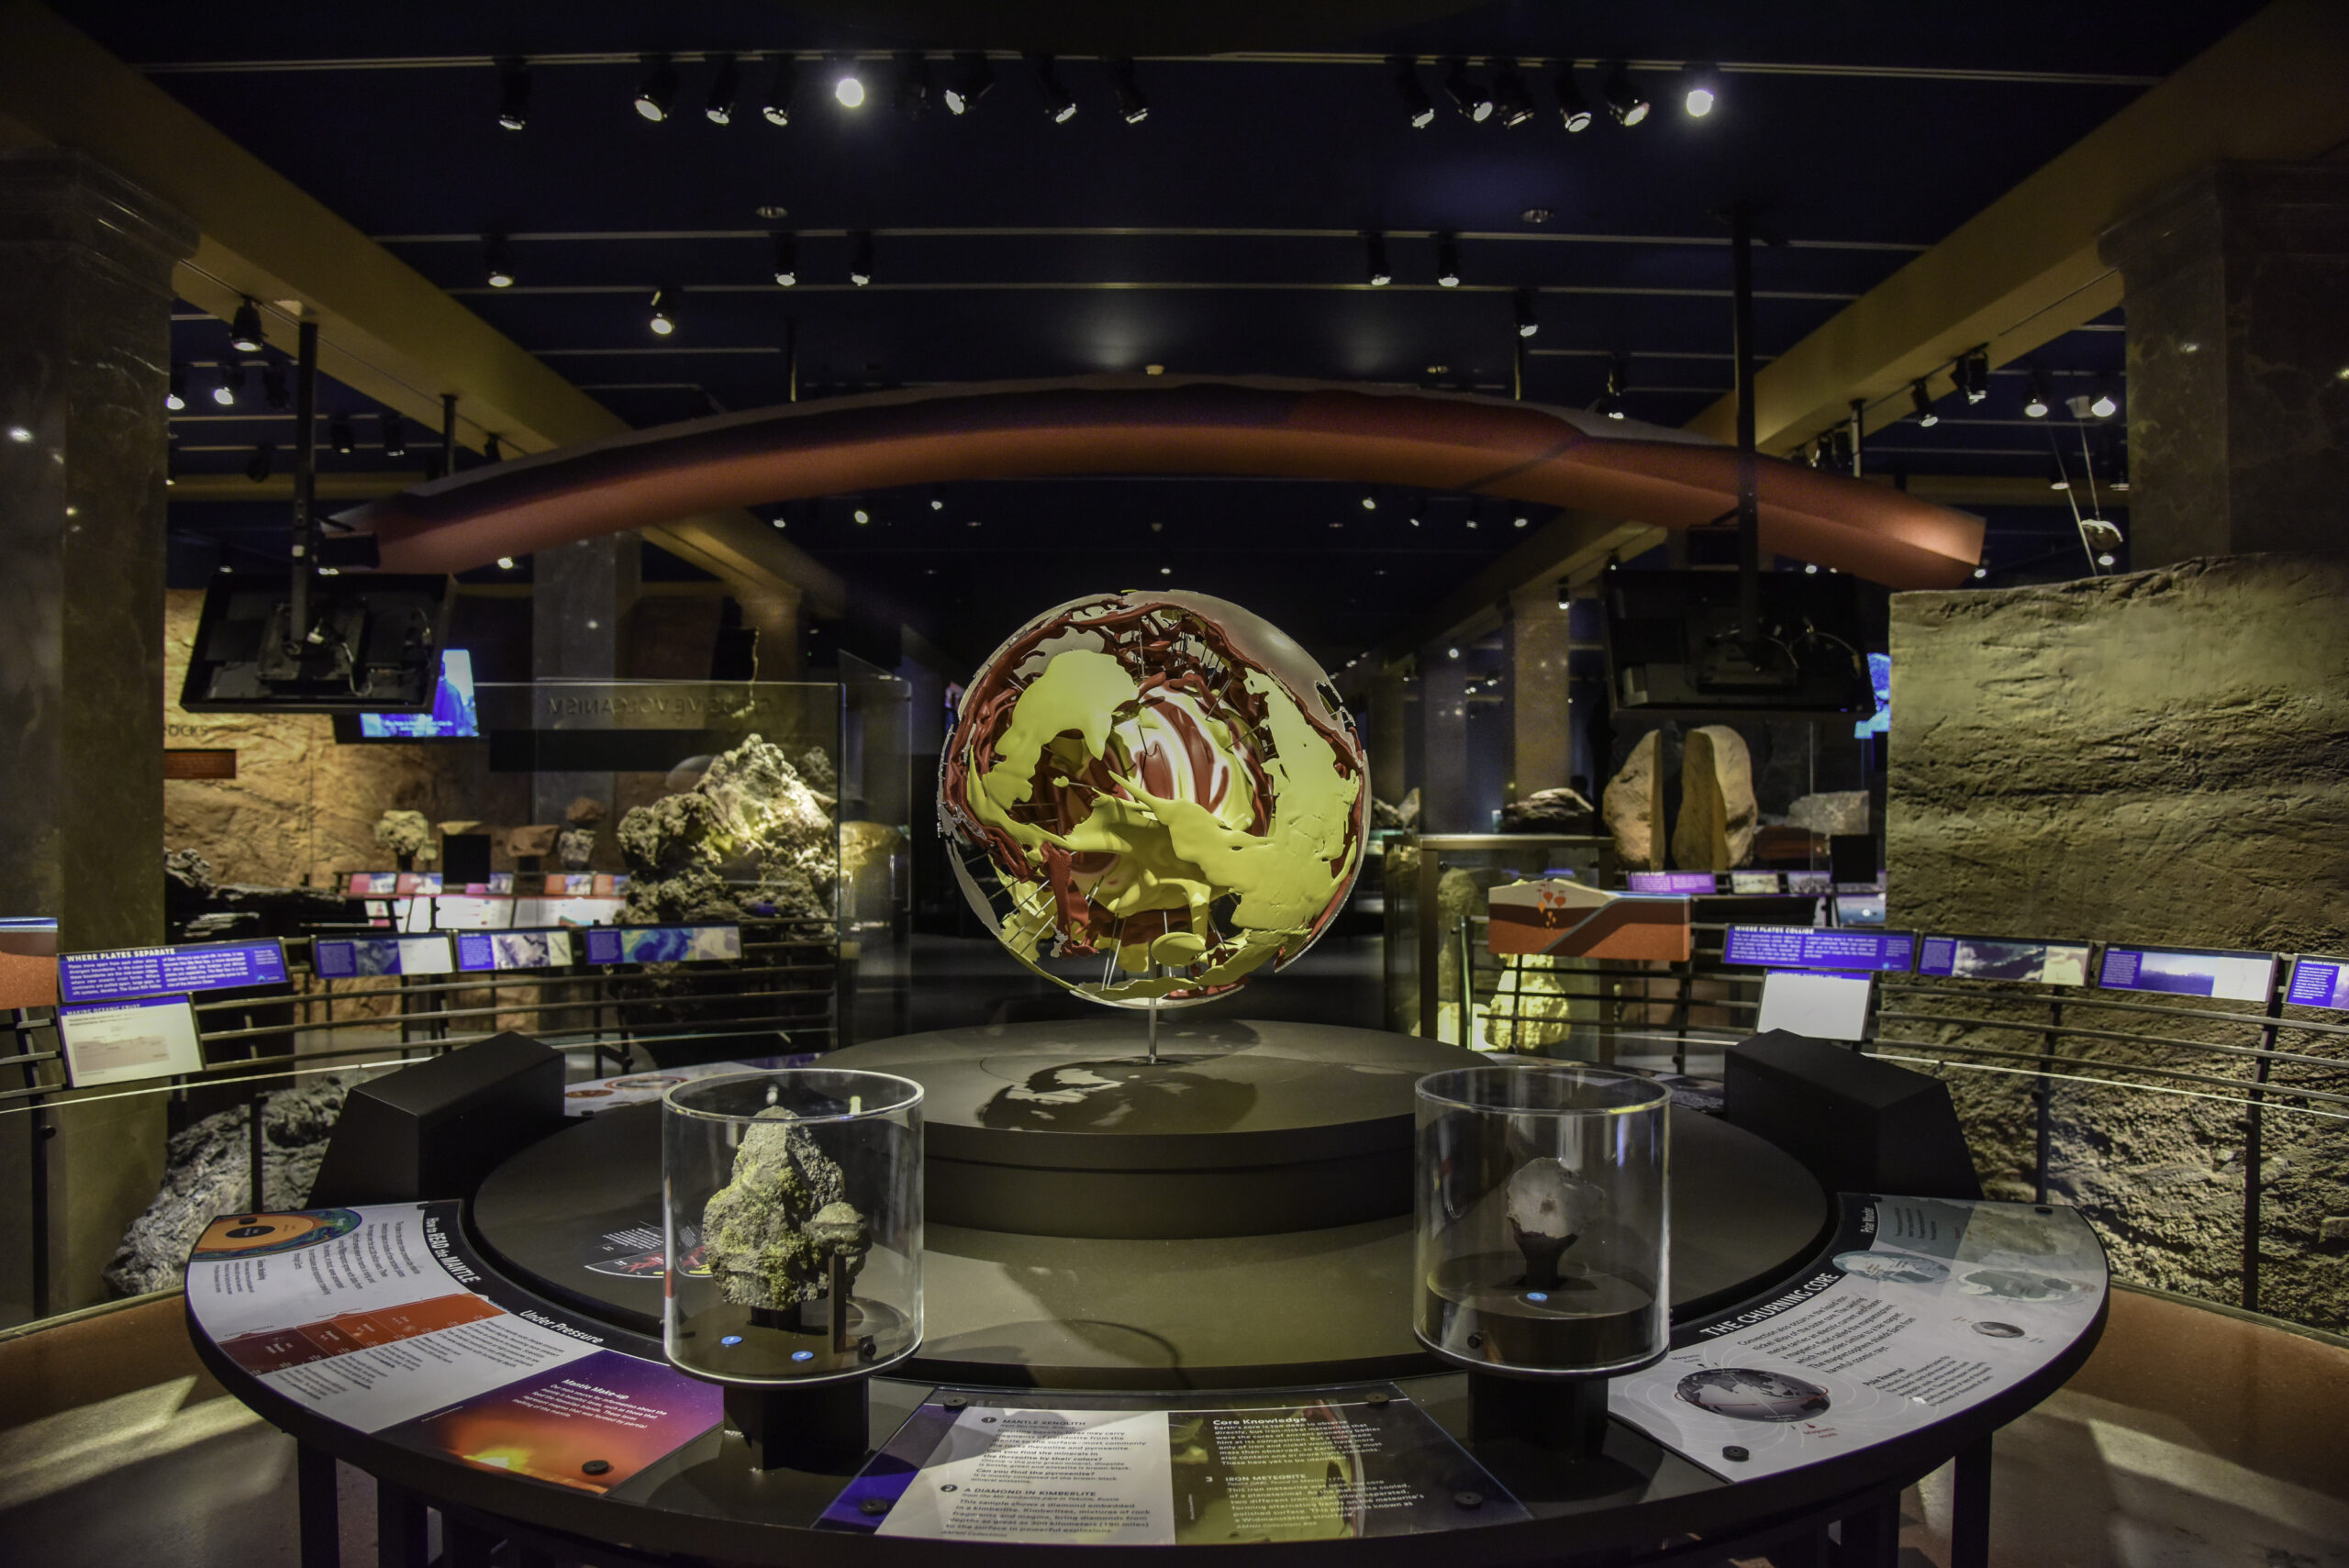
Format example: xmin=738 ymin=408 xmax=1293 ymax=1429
xmin=1415 ymin=1064 xmax=1670 ymax=1376
xmin=1385 ymin=833 xmax=1615 ymax=1045
xmin=661 ymin=1067 xmax=925 ymax=1384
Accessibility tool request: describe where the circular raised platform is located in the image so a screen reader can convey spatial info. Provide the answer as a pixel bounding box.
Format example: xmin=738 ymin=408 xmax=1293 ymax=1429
xmin=471 ymin=1020 xmax=1830 ymax=1389
xmin=826 ymin=1018 xmax=1468 ymax=1237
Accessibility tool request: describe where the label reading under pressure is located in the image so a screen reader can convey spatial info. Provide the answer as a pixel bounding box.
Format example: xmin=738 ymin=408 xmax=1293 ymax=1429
xmin=1722 ymin=926 xmax=1915 ymax=973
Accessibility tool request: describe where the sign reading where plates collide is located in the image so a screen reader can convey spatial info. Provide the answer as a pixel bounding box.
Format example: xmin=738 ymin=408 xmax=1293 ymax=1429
xmin=1721 ymin=926 xmax=1915 ymax=973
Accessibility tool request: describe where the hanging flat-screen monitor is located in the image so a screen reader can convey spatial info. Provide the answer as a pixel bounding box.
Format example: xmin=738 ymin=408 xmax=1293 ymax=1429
xmin=332 ymin=651 xmax=479 ymax=741
xmin=1602 ymin=567 xmax=1873 ymax=714
xmin=180 ymin=573 xmax=453 ymax=714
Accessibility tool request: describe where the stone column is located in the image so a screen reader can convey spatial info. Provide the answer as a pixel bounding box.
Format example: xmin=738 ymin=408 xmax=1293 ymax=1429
xmin=1416 ymin=644 xmax=1470 ymax=832
xmin=0 ymin=151 xmax=195 ymax=1318
xmin=531 ymin=534 xmax=640 ymax=824
xmin=2099 ymin=161 xmax=2349 ymax=564
xmin=738 ymin=582 xmax=804 ymax=681
xmin=1506 ymin=582 xmax=1574 ymax=802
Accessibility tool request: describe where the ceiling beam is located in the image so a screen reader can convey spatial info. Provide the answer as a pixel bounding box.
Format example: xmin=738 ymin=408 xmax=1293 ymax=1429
xmin=0 ymin=0 xmax=842 ymax=615
xmin=1682 ymin=0 xmax=2349 ymax=453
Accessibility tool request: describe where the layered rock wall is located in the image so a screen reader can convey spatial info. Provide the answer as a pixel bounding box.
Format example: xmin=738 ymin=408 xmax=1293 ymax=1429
xmin=1887 ymin=554 xmax=2349 ymax=1329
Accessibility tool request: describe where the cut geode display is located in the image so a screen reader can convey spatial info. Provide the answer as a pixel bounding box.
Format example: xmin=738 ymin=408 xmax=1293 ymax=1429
xmin=1505 ymin=1156 xmax=1599 ymax=1291
xmin=700 ymin=1109 xmax=871 ymax=1310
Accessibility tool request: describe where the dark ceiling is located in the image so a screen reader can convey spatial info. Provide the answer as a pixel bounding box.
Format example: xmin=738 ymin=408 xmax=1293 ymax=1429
xmin=83 ymin=0 xmax=2250 ymax=665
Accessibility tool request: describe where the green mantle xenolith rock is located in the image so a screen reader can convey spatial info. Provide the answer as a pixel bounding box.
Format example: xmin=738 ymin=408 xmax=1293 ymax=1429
xmin=701 ymin=1108 xmax=871 ymax=1310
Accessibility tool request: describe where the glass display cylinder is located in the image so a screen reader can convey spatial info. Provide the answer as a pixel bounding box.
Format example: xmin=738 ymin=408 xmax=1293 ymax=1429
xmin=662 ymin=1069 xmax=923 ymax=1384
xmin=1415 ymin=1065 xmax=1669 ymax=1376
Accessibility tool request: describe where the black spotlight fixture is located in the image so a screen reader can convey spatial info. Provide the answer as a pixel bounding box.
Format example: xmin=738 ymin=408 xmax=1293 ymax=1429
xmin=245 ymin=441 xmax=274 ymax=483
xmin=1435 ymin=233 xmax=1462 ymax=287
xmin=943 ymin=53 xmax=994 ymax=115
xmin=328 ymin=415 xmax=355 ymax=456
xmin=484 ymin=433 xmax=505 ymax=462
xmin=165 ymin=433 xmax=177 ymax=486
xmin=1390 ymin=56 xmax=1435 ymax=128
xmin=228 ymin=295 xmax=265 ymax=353
xmin=1958 ymin=347 xmax=1991 ymax=405
xmin=1910 ymin=378 xmax=1940 ymax=428
xmin=495 ymin=58 xmax=530 ymax=130
xmin=1514 ymin=287 xmax=1539 ymax=338
xmin=772 ymin=231 xmax=798 ymax=286
xmin=2022 ymin=372 xmax=2052 ymax=418
xmin=1490 ymin=60 xmax=1534 ymax=128
xmin=262 ymin=359 xmax=290 ymax=411
xmin=761 ymin=53 xmax=798 ymax=125
xmin=895 ymin=53 xmax=932 ymax=116
xmin=1031 ymin=54 xmax=1077 ymax=122
xmin=648 ymin=285 xmax=676 ymax=336
xmin=213 ymin=361 xmax=242 ymax=406
xmin=706 ymin=53 xmax=740 ymax=123
xmin=1108 ymin=56 xmax=1148 ymax=123
xmin=484 ymin=235 xmax=517 ymax=289
xmin=849 ymin=231 xmax=875 ymax=286
xmin=2109 ymin=448 xmax=2132 ymax=493
xmin=1602 ymin=63 xmax=1649 ymax=126
xmin=1443 ymin=58 xmax=1493 ymax=121
xmin=2089 ymin=379 xmax=2121 ymax=418
xmin=1365 ymin=232 xmax=1393 ymax=287
xmin=1554 ymin=63 xmax=1593 ymax=131
xmin=166 ymin=363 xmax=187 ymax=411
xmin=2047 ymin=456 xmax=2070 ymax=492
xmin=381 ymin=415 xmax=407 ymax=460
xmin=1601 ymin=351 xmax=1630 ymax=419
xmin=1683 ymin=61 xmax=1720 ymax=117
xmin=634 ymin=54 xmax=679 ymax=122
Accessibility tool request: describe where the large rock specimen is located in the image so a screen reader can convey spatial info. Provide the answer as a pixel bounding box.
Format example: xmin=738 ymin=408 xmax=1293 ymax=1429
xmin=1499 ymin=786 xmax=1597 ymax=836
xmin=618 ymin=734 xmax=837 ymax=925
xmin=106 ymin=1075 xmax=353 ymax=1296
xmin=373 ymin=809 xmax=433 ymax=862
xmin=700 ymin=1111 xmax=870 ymax=1309
xmin=1888 ymin=555 xmax=2349 ymax=1332
xmin=1670 ymin=725 xmax=1757 ymax=871
xmin=1603 ymin=731 xmax=1665 ymax=871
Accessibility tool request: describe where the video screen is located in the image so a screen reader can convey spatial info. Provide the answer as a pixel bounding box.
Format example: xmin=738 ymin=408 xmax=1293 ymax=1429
xmin=356 ymin=650 xmax=477 ymax=740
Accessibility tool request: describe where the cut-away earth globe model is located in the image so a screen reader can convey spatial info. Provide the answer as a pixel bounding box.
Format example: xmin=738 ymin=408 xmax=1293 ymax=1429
xmin=939 ymin=591 xmax=1368 ymax=1031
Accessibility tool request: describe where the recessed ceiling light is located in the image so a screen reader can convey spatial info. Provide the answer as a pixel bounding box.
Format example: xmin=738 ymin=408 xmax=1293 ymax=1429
xmin=1520 ymin=207 xmax=1552 ymax=225
xmin=853 ymin=506 xmax=870 ymax=524
xmin=497 ymin=556 xmax=517 ymax=570
xmin=833 ymin=60 xmax=866 ymax=108
xmin=1144 ymin=364 xmax=1164 ymax=375
xmin=1683 ymin=62 xmax=1720 ymax=117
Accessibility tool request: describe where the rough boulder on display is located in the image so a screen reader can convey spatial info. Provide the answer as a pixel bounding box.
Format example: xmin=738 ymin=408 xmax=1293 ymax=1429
xmin=1603 ymin=731 xmax=1665 ymax=871
xmin=373 ymin=809 xmax=433 ymax=862
xmin=1671 ymin=725 xmax=1758 ymax=871
xmin=618 ymin=734 xmax=836 ymax=925
xmin=700 ymin=1110 xmax=870 ymax=1309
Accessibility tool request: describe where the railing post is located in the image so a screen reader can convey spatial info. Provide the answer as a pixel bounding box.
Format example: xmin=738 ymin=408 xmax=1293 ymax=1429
xmin=2033 ymin=999 xmax=2063 ymax=1206
xmin=2244 ymin=977 xmax=2284 ymax=1312
xmin=1456 ymin=914 xmax=1476 ymax=1051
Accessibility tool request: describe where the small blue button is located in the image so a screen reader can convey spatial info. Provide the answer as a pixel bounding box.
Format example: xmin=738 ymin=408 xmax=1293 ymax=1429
xmin=791 ymin=1350 xmax=815 ymax=1362
xmin=1524 ymin=1292 xmax=1550 ymax=1304
xmin=720 ymin=1335 xmax=743 ymax=1346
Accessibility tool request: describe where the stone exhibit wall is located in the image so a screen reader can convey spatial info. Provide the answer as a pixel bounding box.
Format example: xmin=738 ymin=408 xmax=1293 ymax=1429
xmin=1887 ymin=554 xmax=2349 ymax=1329
xmin=161 ymin=589 xmax=530 ymax=886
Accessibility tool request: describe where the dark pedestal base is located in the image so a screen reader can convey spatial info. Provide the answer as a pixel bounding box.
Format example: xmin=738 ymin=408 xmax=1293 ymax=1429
xmin=1467 ymin=1370 xmax=1611 ymax=1458
xmin=724 ymin=1377 xmax=872 ymax=1473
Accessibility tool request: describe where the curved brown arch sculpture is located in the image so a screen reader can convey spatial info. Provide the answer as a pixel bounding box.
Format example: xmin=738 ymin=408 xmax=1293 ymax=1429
xmin=340 ymin=375 xmax=1984 ymax=589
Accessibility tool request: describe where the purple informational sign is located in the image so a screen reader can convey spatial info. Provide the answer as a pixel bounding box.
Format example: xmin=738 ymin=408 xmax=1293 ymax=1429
xmin=1723 ymin=925 xmax=1916 ymax=973
xmin=2097 ymin=945 xmax=2274 ymax=1004
xmin=455 ymin=929 xmax=576 ymax=973
xmin=1628 ymin=872 xmax=1718 ymax=895
xmin=59 ymin=939 xmax=288 ymax=1005
xmin=1916 ymin=935 xmax=2095 ymax=987
xmin=2285 ymin=957 xmax=2349 ymax=1009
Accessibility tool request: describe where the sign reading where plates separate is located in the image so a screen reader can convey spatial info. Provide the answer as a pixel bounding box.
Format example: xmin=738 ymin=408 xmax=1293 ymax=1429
xmin=454 ymin=929 xmax=577 ymax=973
xmin=58 ymin=938 xmax=288 ymax=1005
xmin=583 ymin=926 xmax=743 ymax=965
xmin=1721 ymin=926 xmax=1915 ymax=973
